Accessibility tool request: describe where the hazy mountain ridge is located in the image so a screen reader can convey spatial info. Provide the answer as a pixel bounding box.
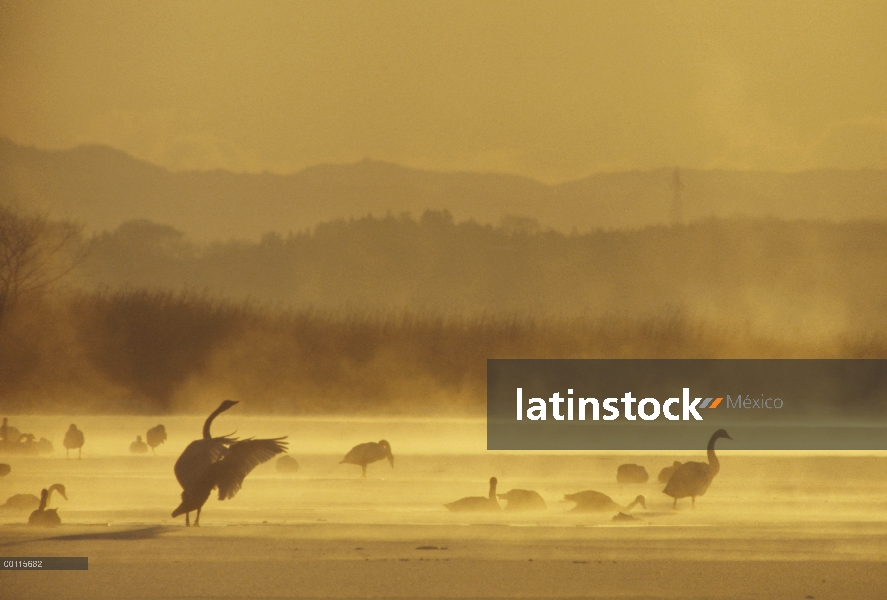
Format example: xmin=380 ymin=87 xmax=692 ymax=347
xmin=4 ymin=138 xmax=887 ymax=242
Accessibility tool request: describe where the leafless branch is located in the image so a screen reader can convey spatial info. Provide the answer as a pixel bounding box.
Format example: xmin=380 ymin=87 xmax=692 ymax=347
xmin=0 ymin=205 xmax=88 ymax=319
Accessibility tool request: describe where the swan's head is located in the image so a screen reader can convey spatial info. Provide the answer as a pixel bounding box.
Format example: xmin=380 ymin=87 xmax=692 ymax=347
xmin=49 ymin=484 xmax=67 ymax=500
xmin=712 ymin=429 xmax=732 ymax=442
xmin=136 ymin=435 xmax=143 ymax=442
xmin=218 ymin=400 xmax=239 ymax=412
xmin=635 ymin=495 xmax=647 ymax=509
xmin=378 ymin=440 xmax=394 ymax=466
xmin=68 ymin=424 xmax=77 ymax=431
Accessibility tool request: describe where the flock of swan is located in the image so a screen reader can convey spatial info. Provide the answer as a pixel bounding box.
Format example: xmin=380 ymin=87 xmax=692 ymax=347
xmin=0 ymin=403 xmax=733 ymax=527
xmin=443 ymin=428 xmax=731 ymax=519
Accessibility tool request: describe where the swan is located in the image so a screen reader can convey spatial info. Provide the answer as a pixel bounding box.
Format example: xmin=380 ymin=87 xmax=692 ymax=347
xmin=657 ymin=461 xmax=683 ymax=483
xmin=276 ymin=455 xmax=299 ymax=473
xmin=146 ymin=424 xmax=167 ymax=454
xmin=36 ymin=437 xmax=53 ymax=454
xmin=28 ymin=485 xmax=67 ymax=527
xmin=2 ymin=494 xmax=40 ymax=510
xmin=130 ymin=435 xmax=149 ymax=454
xmin=612 ymin=511 xmax=642 ymax=522
xmin=444 ymin=477 xmax=500 ymax=512
xmin=663 ymin=429 xmax=732 ymax=508
xmin=564 ymin=491 xmax=646 ymax=513
xmin=3 ymin=484 xmax=65 ymax=511
xmin=64 ymin=424 xmax=84 ymax=459
xmin=0 ymin=417 xmax=21 ymax=443
xmin=10 ymin=433 xmax=40 ymax=455
xmin=616 ymin=464 xmax=649 ymax=484
xmin=497 ymin=489 xmax=547 ymax=511
xmin=171 ymin=400 xmax=287 ymax=526
xmin=340 ymin=440 xmax=394 ymax=477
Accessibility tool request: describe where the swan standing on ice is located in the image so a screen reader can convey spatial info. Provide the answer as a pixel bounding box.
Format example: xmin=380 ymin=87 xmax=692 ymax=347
xmin=171 ymin=400 xmax=287 ymax=526
xmin=64 ymin=424 xmax=84 ymax=459
xmin=445 ymin=477 xmax=501 ymax=512
xmin=663 ymin=429 xmax=732 ymax=508
xmin=146 ymin=424 xmax=167 ymax=454
xmin=340 ymin=440 xmax=394 ymax=478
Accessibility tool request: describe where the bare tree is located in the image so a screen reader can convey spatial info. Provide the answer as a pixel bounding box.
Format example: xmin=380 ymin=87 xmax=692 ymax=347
xmin=0 ymin=205 xmax=86 ymax=321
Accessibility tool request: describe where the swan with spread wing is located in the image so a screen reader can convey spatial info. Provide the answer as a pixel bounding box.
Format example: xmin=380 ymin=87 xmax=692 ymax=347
xmin=172 ymin=400 xmax=287 ymax=526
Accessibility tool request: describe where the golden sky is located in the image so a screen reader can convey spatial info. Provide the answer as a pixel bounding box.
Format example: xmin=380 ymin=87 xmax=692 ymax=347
xmin=1 ymin=1 xmax=885 ymax=181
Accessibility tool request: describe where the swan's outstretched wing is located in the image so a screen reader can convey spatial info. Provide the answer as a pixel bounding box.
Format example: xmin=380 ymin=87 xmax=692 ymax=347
xmin=214 ymin=437 xmax=288 ymax=500
xmin=174 ymin=438 xmax=232 ymax=489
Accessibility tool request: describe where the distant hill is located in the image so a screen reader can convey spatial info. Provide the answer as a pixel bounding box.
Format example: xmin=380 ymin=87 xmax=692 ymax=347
xmin=72 ymin=214 xmax=887 ymax=335
xmin=3 ymin=137 xmax=887 ymax=241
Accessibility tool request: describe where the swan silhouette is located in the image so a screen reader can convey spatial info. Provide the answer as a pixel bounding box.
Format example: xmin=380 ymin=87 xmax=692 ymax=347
xmin=497 ymin=488 xmax=547 ymax=511
xmin=146 ymin=424 xmax=167 ymax=454
xmin=276 ymin=455 xmax=299 ymax=473
xmin=0 ymin=417 xmax=21 ymax=444
xmin=130 ymin=435 xmax=149 ymax=454
xmin=27 ymin=484 xmax=67 ymax=527
xmin=616 ymin=464 xmax=649 ymax=484
xmin=657 ymin=461 xmax=683 ymax=483
xmin=663 ymin=429 xmax=732 ymax=508
xmin=340 ymin=440 xmax=394 ymax=477
xmin=445 ymin=477 xmax=500 ymax=512
xmin=171 ymin=400 xmax=287 ymax=526
xmin=564 ymin=491 xmax=646 ymax=513
xmin=4 ymin=483 xmax=66 ymax=511
xmin=64 ymin=424 xmax=84 ymax=459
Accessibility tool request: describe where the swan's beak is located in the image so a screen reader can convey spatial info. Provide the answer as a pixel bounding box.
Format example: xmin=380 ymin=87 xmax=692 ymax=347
xmin=387 ymin=455 xmax=394 ymax=468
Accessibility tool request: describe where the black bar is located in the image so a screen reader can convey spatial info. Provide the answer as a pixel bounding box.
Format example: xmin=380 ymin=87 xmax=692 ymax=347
xmin=1 ymin=557 xmax=88 ymax=570
xmin=488 ymin=359 xmax=887 ymax=450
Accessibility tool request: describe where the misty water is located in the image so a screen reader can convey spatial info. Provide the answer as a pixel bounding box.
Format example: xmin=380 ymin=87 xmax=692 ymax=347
xmin=2 ymin=415 xmax=885 ymax=539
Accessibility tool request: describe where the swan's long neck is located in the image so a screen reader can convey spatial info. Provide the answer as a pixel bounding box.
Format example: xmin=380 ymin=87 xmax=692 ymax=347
xmin=488 ymin=480 xmax=497 ymax=501
xmin=203 ymin=404 xmax=229 ymax=439
xmin=707 ymin=434 xmax=721 ymax=477
xmin=625 ymin=497 xmax=641 ymax=512
xmin=47 ymin=484 xmax=64 ymax=506
xmin=38 ymin=490 xmax=48 ymax=511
